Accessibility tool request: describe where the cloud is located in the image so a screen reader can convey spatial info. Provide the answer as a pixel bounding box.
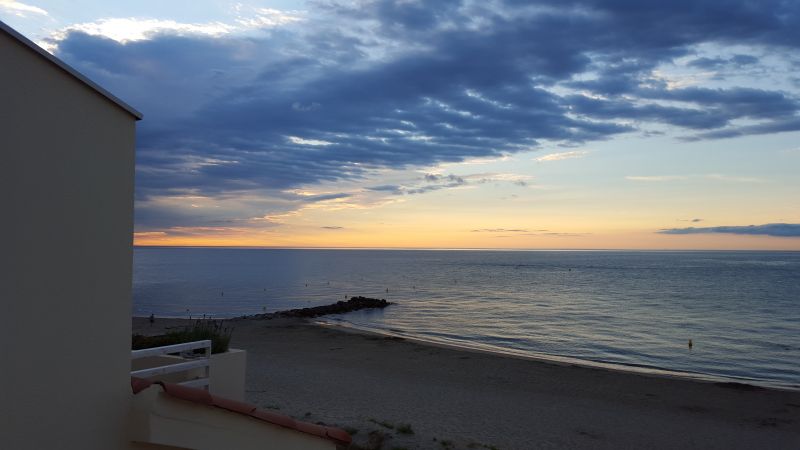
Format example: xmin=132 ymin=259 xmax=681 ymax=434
xmin=133 ymin=231 xmax=167 ymax=239
xmin=458 ymin=155 xmax=511 ymax=165
xmin=365 ymin=171 xmax=531 ymax=197
xmin=367 ymin=184 xmax=403 ymax=194
xmin=0 ymin=0 xmax=47 ymax=17
xmin=472 ymin=228 xmax=532 ymax=233
xmin=685 ymin=115 xmax=800 ymax=140
xmin=405 ymin=173 xmax=466 ymax=194
xmin=300 ymin=192 xmax=352 ymax=202
xmin=481 ymin=229 xmax=589 ymax=237
xmin=233 ymin=7 xmax=304 ymax=28
xmin=43 ymin=8 xmax=304 ymax=47
xmin=704 ymin=174 xmax=764 ymax=183
xmin=626 ymin=175 xmax=687 ymax=181
xmin=658 ymin=223 xmax=800 ymax=237
xmin=627 ymin=174 xmax=763 ymax=183
xmin=365 ymin=173 xmax=472 ymax=196
xmin=535 ymin=150 xmax=589 ymax=162
xmin=687 ymin=54 xmax=759 ymax=69
xmin=46 ymin=0 xmax=800 ymax=231
xmin=48 ymin=18 xmax=234 ymax=44
xmin=463 ymin=172 xmax=533 ymax=185
xmin=423 ymin=173 xmax=464 ymax=184
xmin=321 ymin=226 xmax=344 ymax=230
xmin=288 ymin=136 xmax=334 ymax=146
xmin=528 ymin=232 xmax=588 ymax=237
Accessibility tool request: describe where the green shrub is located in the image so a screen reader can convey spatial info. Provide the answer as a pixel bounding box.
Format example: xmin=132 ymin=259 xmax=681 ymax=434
xmin=132 ymin=319 xmax=233 ymax=354
xmin=396 ymin=423 xmax=414 ymax=435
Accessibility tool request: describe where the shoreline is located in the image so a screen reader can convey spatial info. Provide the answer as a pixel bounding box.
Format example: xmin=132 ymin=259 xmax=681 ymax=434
xmin=134 ymin=316 xmax=800 ymax=449
xmin=314 ymin=318 xmax=800 ymax=392
xmin=134 ymin=315 xmax=799 ymax=392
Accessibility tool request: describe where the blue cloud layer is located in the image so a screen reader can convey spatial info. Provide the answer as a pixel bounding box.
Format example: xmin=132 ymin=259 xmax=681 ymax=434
xmin=659 ymin=223 xmax=800 ymax=237
xmin=51 ymin=0 xmax=800 ymax=230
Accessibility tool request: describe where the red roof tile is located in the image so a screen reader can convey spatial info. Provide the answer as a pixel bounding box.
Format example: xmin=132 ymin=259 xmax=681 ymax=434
xmin=131 ymin=377 xmax=351 ymax=446
xmin=250 ymin=408 xmax=297 ymax=429
xmin=160 ymin=382 xmax=214 ymax=406
xmin=211 ymin=396 xmax=257 ymax=415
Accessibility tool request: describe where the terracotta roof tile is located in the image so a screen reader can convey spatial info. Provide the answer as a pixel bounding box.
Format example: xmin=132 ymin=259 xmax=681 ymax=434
xmin=295 ymin=421 xmax=328 ymax=436
xmin=250 ymin=409 xmax=297 ymax=429
xmin=160 ymin=382 xmax=213 ymax=406
xmin=323 ymin=426 xmax=353 ymax=444
xmin=211 ymin=396 xmax=258 ymax=415
xmin=131 ymin=377 xmax=152 ymax=395
xmin=131 ymin=377 xmax=351 ymax=446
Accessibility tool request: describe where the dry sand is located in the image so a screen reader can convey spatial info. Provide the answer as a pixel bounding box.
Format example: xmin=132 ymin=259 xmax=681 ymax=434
xmin=133 ymin=317 xmax=800 ymax=450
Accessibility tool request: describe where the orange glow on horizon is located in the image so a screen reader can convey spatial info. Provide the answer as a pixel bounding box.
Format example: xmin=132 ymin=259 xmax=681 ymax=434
xmin=133 ymin=229 xmax=800 ymax=251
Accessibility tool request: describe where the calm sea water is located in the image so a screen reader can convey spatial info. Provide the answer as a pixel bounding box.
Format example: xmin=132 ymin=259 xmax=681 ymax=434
xmin=133 ymin=248 xmax=800 ymax=388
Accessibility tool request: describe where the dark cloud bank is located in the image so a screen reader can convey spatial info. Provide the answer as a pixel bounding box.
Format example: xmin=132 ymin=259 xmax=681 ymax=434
xmin=52 ymin=0 xmax=800 ymax=229
xmin=659 ymin=223 xmax=800 ymax=237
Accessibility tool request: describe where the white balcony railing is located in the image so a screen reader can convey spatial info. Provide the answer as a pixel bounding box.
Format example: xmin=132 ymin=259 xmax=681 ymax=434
xmin=131 ymin=340 xmax=211 ymax=389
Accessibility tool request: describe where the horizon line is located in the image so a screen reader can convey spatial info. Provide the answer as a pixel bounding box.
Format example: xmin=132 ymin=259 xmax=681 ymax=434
xmin=133 ymin=244 xmax=800 ymax=252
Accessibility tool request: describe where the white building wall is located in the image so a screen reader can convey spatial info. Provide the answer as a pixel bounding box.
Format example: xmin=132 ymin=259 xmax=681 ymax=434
xmin=0 ymin=29 xmax=137 ymax=449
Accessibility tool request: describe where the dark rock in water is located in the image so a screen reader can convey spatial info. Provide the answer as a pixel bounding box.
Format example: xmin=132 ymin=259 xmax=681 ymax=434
xmin=253 ymin=296 xmax=392 ymax=319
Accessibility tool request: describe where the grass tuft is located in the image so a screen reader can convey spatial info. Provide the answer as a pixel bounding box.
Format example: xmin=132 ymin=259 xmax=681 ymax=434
xmin=368 ymin=418 xmax=395 ymax=430
xmin=438 ymin=439 xmax=455 ymax=449
xmin=343 ymin=426 xmax=359 ymax=436
xmin=395 ymin=423 xmax=414 ymax=435
xmin=132 ymin=318 xmax=233 ymax=354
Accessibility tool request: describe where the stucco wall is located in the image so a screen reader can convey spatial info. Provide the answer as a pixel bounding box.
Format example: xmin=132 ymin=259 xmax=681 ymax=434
xmin=130 ymin=387 xmax=337 ymax=450
xmin=209 ymin=349 xmax=247 ymax=401
xmin=0 ymin=30 xmax=137 ymax=449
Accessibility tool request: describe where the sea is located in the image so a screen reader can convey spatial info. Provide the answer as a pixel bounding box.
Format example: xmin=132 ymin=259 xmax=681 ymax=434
xmin=133 ymin=248 xmax=800 ymax=389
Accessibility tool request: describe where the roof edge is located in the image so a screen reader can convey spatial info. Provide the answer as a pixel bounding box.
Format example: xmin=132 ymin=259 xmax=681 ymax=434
xmin=131 ymin=378 xmax=352 ymax=446
xmin=0 ymin=20 xmax=143 ymax=120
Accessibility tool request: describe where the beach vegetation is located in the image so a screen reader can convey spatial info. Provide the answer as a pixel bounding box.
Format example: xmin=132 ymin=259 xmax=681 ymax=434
xmin=368 ymin=418 xmax=395 ymax=430
xmin=438 ymin=439 xmax=455 ymax=449
xmin=395 ymin=423 xmax=414 ymax=435
xmin=131 ymin=318 xmax=233 ymax=354
xmin=366 ymin=430 xmax=389 ymax=449
xmin=343 ymin=426 xmax=359 ymax=436
xmin=343 ymin=430 xmax=390 ymax=450
xmin=467 ymin=443 xmax=500 ymax=450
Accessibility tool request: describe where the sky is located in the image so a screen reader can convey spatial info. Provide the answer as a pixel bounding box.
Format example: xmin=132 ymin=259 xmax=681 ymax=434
xmin=3 ymin=0 xmax=800 ymax=250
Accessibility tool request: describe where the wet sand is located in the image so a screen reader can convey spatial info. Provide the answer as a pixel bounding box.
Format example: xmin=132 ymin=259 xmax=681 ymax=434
xmin=133 ymin=317 xmax=800 ymax=449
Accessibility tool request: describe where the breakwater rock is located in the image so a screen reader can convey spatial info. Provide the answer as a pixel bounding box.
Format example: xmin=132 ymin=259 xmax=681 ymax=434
xmin=252 ymin=296 xmax=392 ymax=319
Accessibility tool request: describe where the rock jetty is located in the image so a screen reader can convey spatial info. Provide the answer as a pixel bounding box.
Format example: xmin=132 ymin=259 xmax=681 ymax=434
xmin=252 ymin=296 xmax=392 ymax=319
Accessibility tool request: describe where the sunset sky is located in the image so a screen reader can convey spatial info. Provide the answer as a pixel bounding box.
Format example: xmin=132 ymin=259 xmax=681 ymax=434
xmin=4 ymin=0 xmax=800 ymax=249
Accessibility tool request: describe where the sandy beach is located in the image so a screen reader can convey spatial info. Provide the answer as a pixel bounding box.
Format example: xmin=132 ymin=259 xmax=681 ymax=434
xmin=133 ymin=317 xmax=800 ymax=449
